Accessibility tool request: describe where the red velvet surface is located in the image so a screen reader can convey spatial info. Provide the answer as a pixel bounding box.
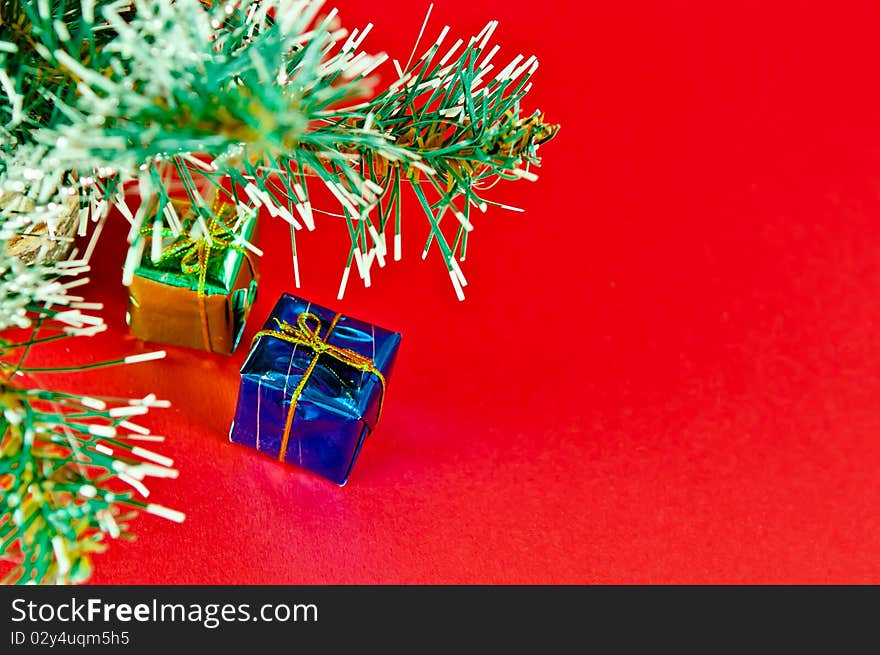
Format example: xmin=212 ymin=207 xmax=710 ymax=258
xmin=29 ymin=1 xmax=880 ymax=583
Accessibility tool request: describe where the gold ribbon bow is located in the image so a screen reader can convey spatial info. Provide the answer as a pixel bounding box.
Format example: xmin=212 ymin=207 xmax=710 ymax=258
xmin=253 ymin=311 xmax=386 ymax=463
xmin=142 ymin=200 xmax=253 ymax=352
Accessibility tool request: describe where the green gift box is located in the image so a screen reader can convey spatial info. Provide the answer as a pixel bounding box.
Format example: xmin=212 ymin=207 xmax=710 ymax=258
xmin=126 ymin=201 xmax=258 ymax=354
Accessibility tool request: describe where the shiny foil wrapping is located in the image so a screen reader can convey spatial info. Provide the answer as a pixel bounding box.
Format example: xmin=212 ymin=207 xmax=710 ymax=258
xmin=126 ymin=212 xmax=258 ymax=354
xmin=229 ymin=293 xmax=402 ymax=485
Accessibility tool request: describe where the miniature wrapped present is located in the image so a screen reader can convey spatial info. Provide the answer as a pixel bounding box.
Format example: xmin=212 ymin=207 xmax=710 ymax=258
xmin=127 ymin=198 xmax=258 ymax=354
xmin=230 ymin=293 xmax=401 ymax=485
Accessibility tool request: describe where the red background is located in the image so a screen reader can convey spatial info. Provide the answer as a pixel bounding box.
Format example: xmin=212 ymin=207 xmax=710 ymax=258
xmin=28 ymin=0 xmax=880 ymax=583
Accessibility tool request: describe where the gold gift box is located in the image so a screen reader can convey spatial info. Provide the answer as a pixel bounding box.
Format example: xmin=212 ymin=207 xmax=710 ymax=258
xmin=127 ymin=207 xmax=258 ymax=354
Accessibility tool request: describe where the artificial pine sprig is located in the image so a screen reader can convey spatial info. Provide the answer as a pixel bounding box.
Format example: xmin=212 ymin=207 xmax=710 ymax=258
xmin=0 ymin=308 xmax=181 ymax=585
xmin=0 ymin=0 xmax=128 ymax=149
xmin=294 ymin=13 xmax=559 ymax=298
xmin=0 ymin=377 xmax=181 ymax=585
xmin=2 ymin=0 xmax=556 ymax=300
xmin=0 ymin=192 xmax=180 ymax=585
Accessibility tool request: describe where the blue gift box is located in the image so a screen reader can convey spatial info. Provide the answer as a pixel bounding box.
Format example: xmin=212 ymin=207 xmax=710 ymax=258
xmin=229 ymin=293 xmax=401 ymax=485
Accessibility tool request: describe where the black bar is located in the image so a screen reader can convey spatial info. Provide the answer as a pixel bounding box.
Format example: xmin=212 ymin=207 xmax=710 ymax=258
xmin=0 ymin=586 xmax=876 ymax=651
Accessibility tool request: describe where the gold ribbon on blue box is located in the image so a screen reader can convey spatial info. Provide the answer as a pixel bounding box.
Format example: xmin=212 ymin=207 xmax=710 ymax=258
xmin=127 ymin=197 xmax=258 ymax=354
xmin=229 ymin=293 xmax=401 ymax=485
